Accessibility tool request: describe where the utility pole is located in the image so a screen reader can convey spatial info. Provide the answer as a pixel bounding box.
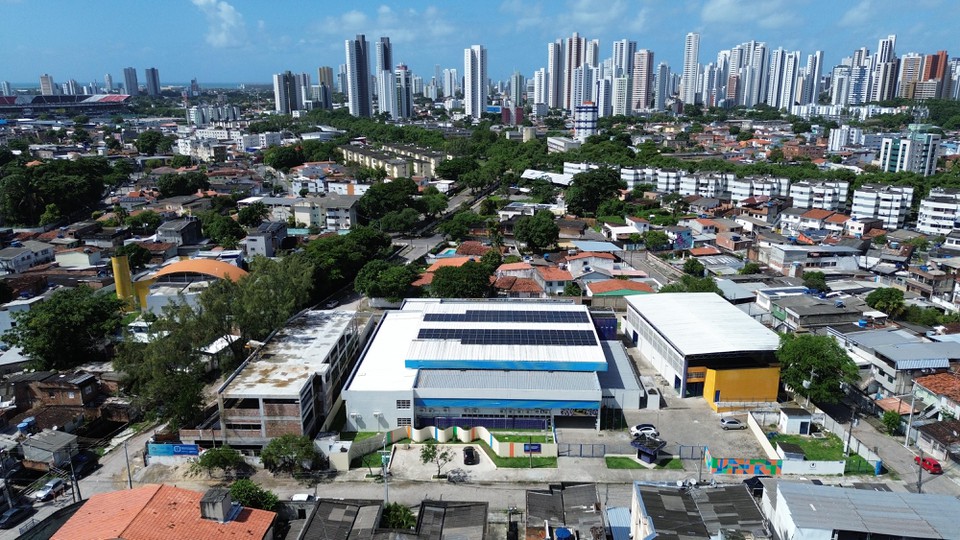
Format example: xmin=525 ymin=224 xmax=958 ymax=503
xmin=917 ymin=448 xmax=924 ymax=494
xmin=845 ymin=404 xmax=859 ymax=456
xmin=68 ymin=457 xmax=82 ymax=502
xmin=123 ymin=439 xmax=133 ymax=489
xmin=528 ymin=435 xmax=532 ymax=469
xmin=904 ymin=392 xmax=917 ymax=447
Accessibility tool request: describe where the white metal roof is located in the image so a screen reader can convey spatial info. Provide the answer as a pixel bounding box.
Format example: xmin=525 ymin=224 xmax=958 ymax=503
xmin=627 ymin=293 xmax=779 ymax=356
xmin=415 ymin=369 xmax=600 ymax=391
xmin=346 ymin=310 xmax=422 ymax=392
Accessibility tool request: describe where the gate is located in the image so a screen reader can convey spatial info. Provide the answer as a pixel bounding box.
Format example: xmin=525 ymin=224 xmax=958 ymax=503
xmin=558 ymin=443 xmax=607 ymax=457
xmin=676 ymin=445 xmax=704 ymax=460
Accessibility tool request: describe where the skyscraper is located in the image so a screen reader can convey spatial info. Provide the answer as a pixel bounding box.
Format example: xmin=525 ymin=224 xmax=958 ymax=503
xmin=442 ymin=68 xmax=459 ymax=97
xmin=273 ymin=71 xmax=299 ymax=114
xmin=344 ymin=35 xmax=372 ymax=117
xmin=612 ymin=76 xmax=631 ymax=116
xmin=104 ymin=73 xmax=113 ymax=93
xmin=563 ymin=32 xmax=586 ymax=110
xmin=654 ymin=62 xmax=671 ymax=110
xmin=0 ymin=81 xmax=11 ymax=97
xmin=631 ymin=49 xmax=654 ymax=111
xmin=681 ymin=32 xmax=700 ymax=105
xmin=533 ymin=68 xmax=547 ymax=105
xmin=547 ymin=40 xmax=563 ymax=109
xmin=898 ymin=53 xmax=924 ymax=98
xmin=39 ymin=74 xmax=55 ymax=96
xmin=509 ymin=71 xmax=525 ymax=107
xmin=123 ymin=67 xmax=138 ymax=95
xmin=585 ymin=39 xmax=600 ymax=67
xmin=145 ymin=67 xmax=161 ymax=96
xmin=612 ymin=39 xmax=637 ymax=77
xmin=375 ymin=37 xmax=397 ymax=119
xmin=464 ymin=44 xmax=488 ymax=119
xmin=317 ymin=66 xmax=334 ymax=89
xmin=395 ymin=64 xmax=412 ymax=119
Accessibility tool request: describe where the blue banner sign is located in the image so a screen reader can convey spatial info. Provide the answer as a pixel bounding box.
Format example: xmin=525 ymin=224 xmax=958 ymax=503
xmin=523 ymin=443 xmax=542 ymax=453
xmin=148 ymin=443 xmax=200 ymax=456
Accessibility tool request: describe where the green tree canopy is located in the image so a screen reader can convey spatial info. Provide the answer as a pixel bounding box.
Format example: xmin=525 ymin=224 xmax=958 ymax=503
xmin=354 ymin=260 xmax=417 ymax=302
xmin=435 ymin=157 xmax=478 ymax=182
xmin=419 ymin=440 xmax=454 ymax=478
xmin=739 ymin=262 xmax=761 ymax=275
xmin=263 ymin=145 xmax=304 ymax=172
xmin=357 ymin=177 xmax=420 ymax=223
xmin=126 ymin=210 xmax=163 ymax=233
xmin=261 ymin=434 xmax=321 ymax=474
xmin=156 ymin=171 xmax=210 ymax=197
xmin=438 ymin=210 xmax=482 ymax=241
xmin=659 ymin=275 xmax=721 ymax=294
xmin=683 ymin=258 xmax=705 ymax=276
xmin=229 ymin=479 xmax=279 ymax=511
xmin=115 ymin=243 xmax=152 ymax=270
xmin=865 ymin=287 xmax=906 ymax=317
xmin=199 ymin=211 xmax=246 ymax=247
xmin=430 ymin=262 xmax=492 ymax=298
xmin=802 ymin=271 xmax=829 ymax=293
xmin=4 ymin=286 xmax=124 ymax=370
xmin=514 ymin=210 xmax=559 ymax=252
xmin=381 ymin=502 xmax=416 ymax=529
xmin=565 ymin=167 xmax=626 ymax=216
xmin=642 ymin=230 xmax=670 ymax=251
xmin=237 ymin=201 xmax=269 ymax=227
xmin=195 ymin=445 xmax=244 ymax=477
xmin=135 ymin=130 xmax=164 ymax=155
xmin=777 ymin=334 xmax=858 ymax=404
xmin=380 ymin=207 xmax=421 ymax=233
xmin=420 ymin=186 xmax=449 ymax=218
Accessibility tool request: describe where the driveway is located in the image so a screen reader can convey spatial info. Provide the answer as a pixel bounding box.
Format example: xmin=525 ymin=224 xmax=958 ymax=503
xmin=389 ymin=444 xmax=495 ymax=481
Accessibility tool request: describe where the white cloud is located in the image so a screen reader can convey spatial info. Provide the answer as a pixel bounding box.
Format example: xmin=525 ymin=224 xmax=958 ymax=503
xmin=838 ymin=0 xmax=873 ymax=27
xmin=310 ymin=5 xmax=454 ymax=47
xmin=191 ymin=0 xmax=247 ymax=48
xmin=701 ymin=0 xmax=795 ymax=29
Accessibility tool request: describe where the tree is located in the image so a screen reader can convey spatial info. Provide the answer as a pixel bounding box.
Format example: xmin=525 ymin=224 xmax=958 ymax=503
xmin=563 ymin=282 xmax=582 ymax=296
xmin=802 ymin=271 xmax=829 ymax=293
xmin=906 ymin=236 xmax=930 ymax=251
xmin=380 ymin=207 xmax=421 ymax=234
xmin=642 ymin=230 xmax=670 ymax=251
xmin=135 ymin=130 xmax=164 ymax=155
xmin=430 ymin=262 xmax=492 ymax=298
xmin=419 ymin=440 xmax=454 ymax=478
xmin=199 ymin=211 xmax=246 ymax=247
xmin=4 ymin=286 xmax=124 ymax=370
xmin=357 ymin=177 xmax=419 ymax=222
xmin=659 ymin=275 xmax=721 ymax=294
xmin=115 ymin=243 xmax=152 ymax=270
xmin=381 ymin=502 xmax=416 ymax=529
xmin=354 ymin=260 xmax=417 ymax=301
xmin=881 ymin=410 xmax=901 ymax=435
xmin=260 ymin=434 xmax=320 ymax=474
xmin=156 ymin=171 xmax=210 ymax=197
xmin=126 ymin=210 xmax=163 ymax=233
xmin=777 ymin=334 xmax=859 ymax=405
xmin=514 ymin=210 xmax=559 ymax=252
xmin=479 ymin=249 xmax=503 ymax=273
xmin=170 ymin=155 xmax=191 ymax=168
xmin=195 ymin=445 xmax=244 ymax=477
xmin=237 ymin=201 xmax=269 ymax=227
xmin=229 ymin=479 xmax=279 ymax=511
xmin=683 ymin=258 xmax=705 ymax=276
xmin=262 ymin=145 xmax=303 ymax=171
xmin=865 ymin=287 xmax=906 ymax=317
xmin=421 ymin=186 xmax=449 ymax=218
xmin=565 ymin=167 xmax=626 ymax=216
xmin=739 ymin=262 xmax=761 ymax=275
xmin=39 ymin=203 xmax=62 ymax=226
xmin=438 ymin=210 xmax=482 ymax=241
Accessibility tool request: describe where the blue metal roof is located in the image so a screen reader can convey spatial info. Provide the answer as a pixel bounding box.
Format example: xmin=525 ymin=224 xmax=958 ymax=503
xmin=606 ymin=507 xmax=631 ymax=540
xmin=572 ymin=240 xmax=623 ymax=252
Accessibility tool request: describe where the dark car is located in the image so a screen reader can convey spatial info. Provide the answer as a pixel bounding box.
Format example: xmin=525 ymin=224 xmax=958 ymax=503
xmin=0 ymin=506 xmax=33 ymax=529
xmin=463 ymin=446 xmax=479 ymax=465
xmin=71 ymin=453 xmax=99 ymax=479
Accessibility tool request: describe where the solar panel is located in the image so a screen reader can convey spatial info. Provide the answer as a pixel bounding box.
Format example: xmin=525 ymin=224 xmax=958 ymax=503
xmin=423 ymin=310 xmax=589 ymax=324
xmin=417 ymin=328 xmax=597 ymax=346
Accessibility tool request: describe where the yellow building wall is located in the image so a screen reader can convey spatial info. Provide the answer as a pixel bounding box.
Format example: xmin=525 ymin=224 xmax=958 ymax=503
xmin=703 ymin=366 xmax=780 ymax=413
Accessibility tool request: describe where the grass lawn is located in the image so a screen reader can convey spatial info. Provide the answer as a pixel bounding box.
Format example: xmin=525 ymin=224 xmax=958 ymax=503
xmin=770 ymin=433 xmax=874 ymax=474
xmin=491 ymin=433 xmax=554 ymax=443
xmin=657 ymin=458 xmax=685 ymax=470
xmin=605 ymin=457 xmax=646 ymax=469
xmin=350 ymin=438 xmax=411 ymax=469
xmin=340 ymin=431 xmax=379 ymax=442
xmin=477 ymin=442 xmax=557 ymax=468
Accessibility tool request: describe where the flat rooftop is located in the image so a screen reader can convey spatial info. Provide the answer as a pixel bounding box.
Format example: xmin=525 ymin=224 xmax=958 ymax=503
xmin=221 ymin=310 xmax=355 ymax=399
xmin=627 ymin=293 xmax=780 ymax=356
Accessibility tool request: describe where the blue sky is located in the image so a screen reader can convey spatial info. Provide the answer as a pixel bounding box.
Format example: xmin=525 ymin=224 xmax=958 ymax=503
xmin=0 ymin=0 xmax=955 ymax=86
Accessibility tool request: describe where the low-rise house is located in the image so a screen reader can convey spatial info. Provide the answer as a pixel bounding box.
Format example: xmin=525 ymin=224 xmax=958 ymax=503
xmin=244 ymin=221 xmax=287 ymax=258
xmin=492 ymin=275 xmax=543 ymax=298
xmin=915 ymin=418 xmax=960 ymax=462
xmin=836 ymin=329 xmax=960 ymax=397
xmin=21 ymin=429 xmax=79 ymax=470
xmin=565 ymin=251 xmax=616 ymax=277
xmin=0 ymin=241 xmax=55 ymax=275
xmin=157 ymin=217 xmax=203 ymax=247
xmin=664 ymin=226 xmax=694 ymax=250
xmin=30 ymin=372 xmax=100 ymax=408
xmin=82 ymin=227 xmax=131 ymax=249
xmin=535 ymin=266 xmax=573 ymax=295
xmin=54 ymin=246 xmax=103 ymax=269
xmin=716 ymin=231 xmax=753 ymax=253
xmin=913 ymin=372 xmax=960 ymax=420
xmin=586 ymin=279 xmax=654 ymax=297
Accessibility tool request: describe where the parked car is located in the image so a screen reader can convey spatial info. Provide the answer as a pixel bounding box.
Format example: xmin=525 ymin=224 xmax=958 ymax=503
xmin=915 ymin=456 xmax=943 ymax=474
xmin=630 ymin=424 xmax=659 ymax=438
xmin=71 ymin=452 xmax=99 ymax=479
xmin=463 ymin=446 xmax=479 ymax=466
xmin=720 ymin=418 xmax=747 ymax=430
xmin=33 ymin=478 xmax=66 ymax=501
xmin=290 ymin=493 xmax=315 ymax=502
xmin=0 ymin=506 xmax=32 ymax=529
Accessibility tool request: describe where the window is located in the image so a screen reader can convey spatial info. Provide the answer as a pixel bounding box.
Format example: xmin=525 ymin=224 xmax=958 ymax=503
xmin=397 ymin=418 xmax=411 ymax=426
xmin=396 ymin=400 xmax=411 ymax=410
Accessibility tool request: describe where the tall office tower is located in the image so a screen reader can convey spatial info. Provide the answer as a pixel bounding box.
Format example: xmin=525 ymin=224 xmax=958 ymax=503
xmin=746 ymin=42 xmax=769 ymax=107
xmin=570 ymin=65 xmax=597 ymax=108
xmin=585 ymin=39 xmax=600 ymax=67
xmin=394 ymin=64 xmax=412 ymax=119
xmin=596 ymin=78 xmax=612 ymax=118
xmin=144 ymin=67 xmax=160 ymax=96
xmin=123 ymin=67 xmax=138 ymax=95
xmin=898 ymin=53 xmax=924 ymax=98
xmin=104 ymin=73 xmax=113 ymax=92
xmin=872 ymin=61 xmax=899 ymax=102
xmin=847 ymin=66 xmax=871 ymax=104
xmin=345 ymin=35 xmax=372 ymax=117
xmin=273 ymin=71 xmax=300 ymax=114
xmin=654 ymin=62 xmax=670 ymax=110
xmin=509 ymin=71 xmax=525 ymax=106
xmin=189 ymin=78 xmax=200 ymax=96
xmin=681 ymin=32 xmax=700 ymax=105
xmin=464 ymin=45 xmax=488 ymax=119
xmin=631 ymin=49 xmax=654 ymax=111
xmin=801 ymin=51 xmax=823 ymax=104
xmin=336 ymin=64 xmax=347 ymax=93
xmin=39 ymin=74 xmax=55 ymax=96
xmin=0 ymin=81 xmax=10 ymax=96
xmin=317 ymin=66 xmax=334 ymax=89
xmin=547 ymin=40 xmax=564 ymax=109
xmin=612 ymin=39 xmax=637 ymax=77
xmin=612 ymin=76 xmax=631 ymax=116
xmin=64 ymin=79 xmax=79 ymax=96
xmin=442 ymin=68 xmax=459 ymax=97
xmin=562 ymin=32 xmax=586 ymax=110
xmin=830 ymin=65 xmax=851 ymax=105
xmin=533 ymin=68 xmax=548 ymax=105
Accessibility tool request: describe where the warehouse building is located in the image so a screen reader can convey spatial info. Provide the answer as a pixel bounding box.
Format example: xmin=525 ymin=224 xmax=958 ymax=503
xmin=624 ymin=293 xmax=781 ymax=411
xmin=342 ymin=299 xmax=642 ymax=431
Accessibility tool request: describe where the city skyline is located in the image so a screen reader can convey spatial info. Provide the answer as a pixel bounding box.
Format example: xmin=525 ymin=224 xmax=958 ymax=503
xmin=0 ymin=0 xmax=956 ymax=85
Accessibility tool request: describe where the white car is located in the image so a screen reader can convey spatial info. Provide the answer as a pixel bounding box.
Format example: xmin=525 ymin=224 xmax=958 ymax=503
xmin=33 ymin=478 xmax=66 ymax=501
xmin=630 ymin=424 xmax=659 ymax=438
xmin=290 ymin=493 xmax=315 ymax=502
xmin=720 ymin=418 xmax=747 ymax=430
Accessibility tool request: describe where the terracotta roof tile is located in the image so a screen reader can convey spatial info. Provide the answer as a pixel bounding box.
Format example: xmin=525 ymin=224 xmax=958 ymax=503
xmin=800 ymin=208 xmax=834 ymax=220
xmin=536 ymin=266 xmax=573 ymax=281
xmin=824 ymin=213 xmax=851 ymax=224
xmin=53 ymin=484 xmax=275 ymax=540
xmin=493 ymin=276 xmax=543 ymax=294
xmin=916 ymin=418 xmax=960 ymax=445
xmin=426 ymin=256 xmax=474 ymax=273
xmin=588 ymin=279 xmax=654 ymax=295
xmin=689 ymin=246 xmax=722 ymax=256
xmin=915 ymin=372 xmax=960 ymax=404
xmin=412 ymin=272 xmax=434 ymax=287
xmin=496 ymin=262 xmax=533 ymax=272
xmin=455 ymin=241 xmax=492 ymax=257
xmin=566 ymin=251 xmax=616 ymax=261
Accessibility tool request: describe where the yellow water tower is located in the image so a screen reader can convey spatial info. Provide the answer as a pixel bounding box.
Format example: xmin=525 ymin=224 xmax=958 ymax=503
xmin=111 ymin=255 xmax=136 ymax=311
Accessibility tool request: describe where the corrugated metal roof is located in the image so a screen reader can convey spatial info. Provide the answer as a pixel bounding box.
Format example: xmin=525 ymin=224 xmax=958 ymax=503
xmin=605 ymin=507 xmax=631 ymax=540
xmin=415 ymin=369 xmax=600 ymax=391
xmin=627 ymin=293 xmax=779 ymax=356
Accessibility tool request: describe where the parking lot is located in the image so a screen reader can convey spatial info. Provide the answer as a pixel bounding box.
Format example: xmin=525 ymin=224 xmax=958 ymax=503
xmin=388 ymin=444 xmax=496 ymax=481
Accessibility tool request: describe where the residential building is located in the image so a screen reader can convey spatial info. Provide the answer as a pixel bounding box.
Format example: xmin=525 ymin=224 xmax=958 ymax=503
xmin=757 ymin=244 xmax=861 ymax=277
xmin=0 ymin=241 xmax=55 ymax=274
xmin=918 ymin=187 xmax=960 ymax=235
xmin=573 ymin=102 xmax=598 ymax=142
xmin=52 ymin=484 xmax=276 ymax=540
xmin=39 ymin=73 xmax=56 ymax=96
xmin=243 ymin=222 xmax=287 ymax=258
xmin=631 ymin=482 xmax=765 ymax=540
xmin=464 ymin=45 xmax=488 ymax=119
xmin=123 ymin=66 xmax=138 ymax=95
xmin=344 ymin=34 xmax=372 ymax=117
xmin=729 ymin=176 xmax=788 ymax=202
xmin=21 ymin=430 xmax=78 ymax=470
xmin=770 ymin=295 xmax=866 ymax=333
xmin=342 ymin=299 xmax=643 ymax=431
xmin=339 ymin=145 xmax=410 ymax=178
xmin=144 ymin=67 xmax=160 ymax=96
xmin=681 ymin=32 xmax=700 ymax=105
xmin=789 ymin=180 xmax=849 ymax=210
xmin=905 ymin=262 xmax=957 ymax=301
xmin=156 ymin=217 xmax=203 ymax=246
xmin=181 ymin=310 xmax=367 ymax=450
xmin=631 ymin=49 xmax=654 ymax=111
xmin=850 ymin=184 xmax=914 ymax=230
xmin=913 ymin=372 xmax=960 ymax=422
xmin=624 ymin=293 xmax=780 ymax=410
xmin=878 ymin=127 xmax=941 ymax=177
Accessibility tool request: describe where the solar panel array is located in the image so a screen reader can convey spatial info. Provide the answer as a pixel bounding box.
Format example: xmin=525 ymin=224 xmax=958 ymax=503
xmin=417 ymin=328 xmax=597 ymax=346
xmin=423 ymin=310 xmax=589 ymax=324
